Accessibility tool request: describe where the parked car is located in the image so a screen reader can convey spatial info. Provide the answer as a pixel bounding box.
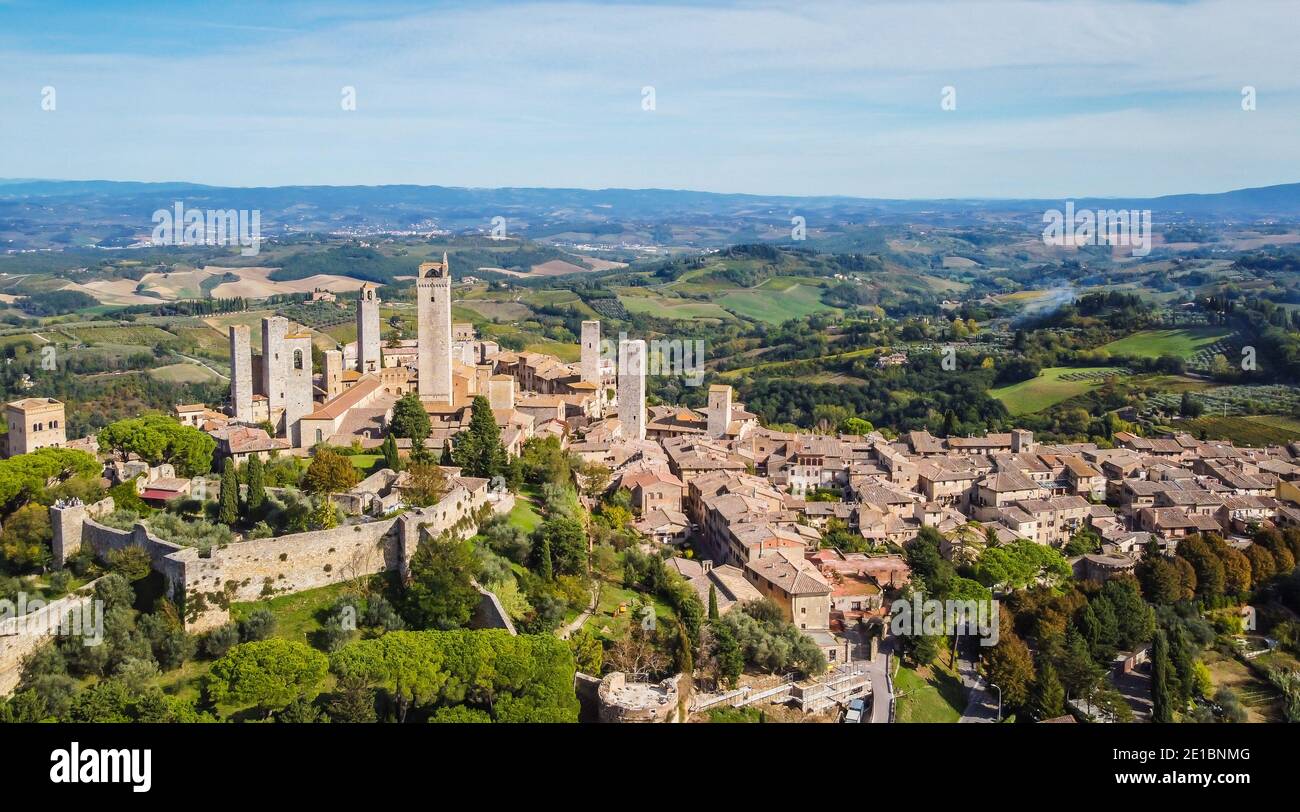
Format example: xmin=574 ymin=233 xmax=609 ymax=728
xmin=844 ymin=698 xmax=866 ymax=723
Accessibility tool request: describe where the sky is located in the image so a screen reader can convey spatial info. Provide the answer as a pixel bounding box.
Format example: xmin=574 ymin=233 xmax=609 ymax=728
xmin=1 ymin=0 xmax=1298 ymax=199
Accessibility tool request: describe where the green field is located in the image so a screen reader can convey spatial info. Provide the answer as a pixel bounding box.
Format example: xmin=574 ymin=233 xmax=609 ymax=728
xmin=617 ymin=289 xmax=733 ymax=320
xmin=1172 ymin=415 xmax=1300 ymax=446
xmin=991 ymin=366 xmax=1123 ymax=415
xmin=65 ymin=325 xmax=179 ymax=346
xmin=719 ymin=281 xmax=838 ymax=324
xmin=1100 ymin=327 xmax=1233 ymax=359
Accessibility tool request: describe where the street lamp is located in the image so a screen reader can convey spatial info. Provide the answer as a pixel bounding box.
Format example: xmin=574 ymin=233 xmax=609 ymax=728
xmin=989 ymin=681 xmax=1002 ymax=722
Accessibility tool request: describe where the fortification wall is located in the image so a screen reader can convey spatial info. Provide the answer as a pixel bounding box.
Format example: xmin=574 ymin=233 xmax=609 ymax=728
xmin=0 ymin=579 xmax=104 ymax=696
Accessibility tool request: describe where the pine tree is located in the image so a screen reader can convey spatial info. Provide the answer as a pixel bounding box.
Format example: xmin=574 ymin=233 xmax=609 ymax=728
xmin=246 ymin=455 xmax=266 ymax=513
xmin=708 ymin=584 xmax=719 ymax=620
xmin=219 ymin=457 xmax=240 ymax=527
xmin=380 ymin=434 xmax=402 ymax=472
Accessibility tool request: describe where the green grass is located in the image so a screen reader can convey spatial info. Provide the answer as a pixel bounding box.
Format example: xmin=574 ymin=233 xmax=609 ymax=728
xmin=1174 ymin=415 xmax=1300 ymax=446
xmin=990 ymin=366 xmax=1122 ymax=415
xmin=523 ymin=341 xmax=581 ymax=362
xmin=230 ymin=580 xmax=357 ymax=649
xmin=507 ymin=489 xmax=543 ymax=533
xmin=617 ymin=288 xmax=733 ymax=320
xmin=66 ymin=325 xmax=179 ymax=346
xmin=719 ymin=282 xmax=838 ymax=324
xmin=348 ymin=454 xmax=383 ymax=472
xmin=582 ymin=580 xmax=676 ymax=643
xmin=1100 ymin=327 xmax=1233 ymax=359
xmin=893 ymin=660 xmax=966 ymax=723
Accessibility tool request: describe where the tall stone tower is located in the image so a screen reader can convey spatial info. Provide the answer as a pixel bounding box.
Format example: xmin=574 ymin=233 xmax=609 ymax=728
xmin=581 ymin=320 xmax=600 ymax=384
xmin=283 ymin=331 xmax=314 ymax=445
xmin=261 ymin=316 xmax=288 ymax=418
xmin=229 ymin=325 xmax=253 ymax=422
xmin=707 ymin=384 xmax=733 ymax=439
xmin=417 ymin=253 xmax=452 ymax=403
xmin=356 ymin=283 xmax=381 ymax=374
xmin=324 ymin=349 xmax=344 ymax=399
xmin=618 ymin=338 xmax=647 ymax=442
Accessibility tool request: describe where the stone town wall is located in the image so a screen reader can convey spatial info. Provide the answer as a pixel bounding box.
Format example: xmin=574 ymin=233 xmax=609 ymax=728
xmin=0 ymin=578 xmax=104 ymax=696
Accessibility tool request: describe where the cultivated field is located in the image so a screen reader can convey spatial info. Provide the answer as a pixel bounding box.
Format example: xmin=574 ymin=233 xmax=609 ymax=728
xmin=1100 ymin=327 xmax=1233 ymax=359
xmin=991 ymin=366 xmax=1125 ymax=415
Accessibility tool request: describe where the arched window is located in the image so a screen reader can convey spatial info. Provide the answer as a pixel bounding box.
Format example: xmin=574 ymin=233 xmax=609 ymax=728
xmin=366 ymin=290 xmax=373 ymax=301
xmin=294 ymin=349 xmax=303 ymax=370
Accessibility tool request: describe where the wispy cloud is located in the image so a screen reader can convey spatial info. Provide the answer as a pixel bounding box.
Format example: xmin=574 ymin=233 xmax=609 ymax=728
xmin=0 ymin=0 xmax=1296 ymax=196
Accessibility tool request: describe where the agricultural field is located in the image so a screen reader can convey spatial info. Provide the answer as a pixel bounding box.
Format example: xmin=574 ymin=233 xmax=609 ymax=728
xmin=1140 ymin=384 xmax=1300 ymax=422
xmin=719 ymin=279 xmax=839 ymax=324
xmin=616 ymin=288 xmax=733 ymax=320
xmin=1168 ymin=414 xmax=1300 ymax=446
xmin=1100 ymin=327 xmax=1233 ymax=360
xmin=991 ymin=366 xmax=1127 ymax=415
xmin=148 ymin=362 xmax=225 ymax=384
xmin=63 ymin=324 xmax=180 ymax=346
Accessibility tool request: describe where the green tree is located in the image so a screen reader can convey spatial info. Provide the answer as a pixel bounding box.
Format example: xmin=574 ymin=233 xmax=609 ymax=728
xmin=453 ymin=395 xmax=508 ymax=481
xmin=983 ymin=630 xmax=1034 ymax=712
xmin=0 ymin=502 xmax=53 ymax=572
xmin=708 ymin=584 xmax=719 ymax=621
xmin=531 ymin=517 xmax=587 ymax=577
xmin=245 ymin=455 xmax=266 ymax=514
xmin=389 ymin=393 xmax=431 ymax=448
xmin=1151 ymin=629 xmax=1175 ymax=723
xmin=402 ymin=462 xmax=447 ymax=508
xmin=568 ymin=627 xmax=604 ymax=675
xmin=380 ymin=433 xmax=403 ymax=473
xmin=205 ymin=640 xmax=329 ymax=717
xmin=218 ymin=457 xmax=240 ymax=526
xmin=303 ymin=447 xmax=360 ymax=494
xmin=401 ymin=535 xmax=481 ymax=630
xmin=1030 ymin=656 xmax=1066 ymax=720
xmin=97 ymin=414 xmax=215 ymax=476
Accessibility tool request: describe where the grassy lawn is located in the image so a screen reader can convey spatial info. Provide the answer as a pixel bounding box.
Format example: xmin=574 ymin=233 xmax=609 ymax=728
xmin=348 ymin=453 xmax=383 ymax=473
xmin=1201 ymin=650 xmax=1283 ymax=722
xmin=507 ymin=488 xmax=543 ymax=533
xmin=893 ymin=659 xmax=966 ymax=723
xmin=720 ymin=282 xmax=838 ymax=324
xmin=1100 ymin=327 xmax=1233 ymax=359
xmin=230 ymin=580 xmax=357 ymax=649
xmin=582 ymin=580 xmax=676 ymax=643
xmin=523 ymin=341 xmax=581 ymax=362
xmin=990 ymin=366 xmax=1123 ymax=415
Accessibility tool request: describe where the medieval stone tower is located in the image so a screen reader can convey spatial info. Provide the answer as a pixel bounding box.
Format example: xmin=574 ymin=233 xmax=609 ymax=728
xmin=324 ymin=349 xmax=344 ymax=399
xmin=707 ymin=384 xmax=733 ymax=438
xmin=581 ymin=320 xmax=600 ymax=385
xmin=356 ymin=283 xmax=381 ymax=374
xmin=261 ymin=316 xmax=313 ymax=443
xmin=229 ymin=324 xmax=253 ymax=422
xmin=417 ymin=253 xmax=452 ymax=403
xmin=618 ymin=338 xmax=647 ymax=441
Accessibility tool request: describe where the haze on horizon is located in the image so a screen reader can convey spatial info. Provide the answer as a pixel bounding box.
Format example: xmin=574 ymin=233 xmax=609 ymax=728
xmin=1 ymin=0 xmax=1298 ymax=200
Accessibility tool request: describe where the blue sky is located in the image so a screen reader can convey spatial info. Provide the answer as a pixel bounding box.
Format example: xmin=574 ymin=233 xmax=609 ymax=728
xmin=1 ymin=0 xmax=1298 ymax=198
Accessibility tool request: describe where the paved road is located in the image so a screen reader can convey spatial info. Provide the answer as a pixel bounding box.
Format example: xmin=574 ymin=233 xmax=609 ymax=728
xmin=866 ymin=644 xmax=893 ymax=723
xmin=957 ymin=655 xmax=1000 ymax=723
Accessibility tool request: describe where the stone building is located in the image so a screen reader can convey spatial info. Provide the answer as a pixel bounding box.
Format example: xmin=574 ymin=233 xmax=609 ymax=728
xmin=4 ymin=397 xmax=67 ymax=456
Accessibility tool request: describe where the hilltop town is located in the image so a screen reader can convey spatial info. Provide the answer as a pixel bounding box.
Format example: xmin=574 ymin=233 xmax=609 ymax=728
xmin=3 ymin=249 xmax=1300 ymax=726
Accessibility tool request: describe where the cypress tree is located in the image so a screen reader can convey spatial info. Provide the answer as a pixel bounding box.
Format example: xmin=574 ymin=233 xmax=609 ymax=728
xmin=708 ymin=584 xmax=719 ymax=620
xmin=219 ymin=457 xmax=239 ymax=527
xmin=1030 ymin=655 xmax=1065 ymax=720
xmin=1151 ymin=629 xmax=1174 ymax=723
xmin=454 ymin=395 xmax=507 ymax=480
xmin=380 ymin=434 xmax=402 ymax=472
xmin=246 ymin=455 xmax=266 ymax=513
xmin=537 ymin=534 xmax=554 ymax=581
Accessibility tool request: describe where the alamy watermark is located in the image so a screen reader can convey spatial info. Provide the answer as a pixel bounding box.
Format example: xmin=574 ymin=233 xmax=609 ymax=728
xmin=1042 ymin=202 xmax=1151 ymax=257
xmin=0 ymin=592 xmax=104 ymax=647
xmin=890 ymin=593 xmax=1000 ymax=647
xmin=151 ymin=202 xmax=261 ymax=256
xmin=601 ymin=331 xmax=705 ymax=386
